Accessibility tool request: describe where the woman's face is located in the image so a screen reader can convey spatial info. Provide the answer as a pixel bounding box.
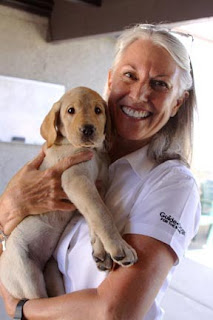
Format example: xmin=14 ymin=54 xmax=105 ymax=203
xmin=107 ymin=38 xmax=185 ymax=143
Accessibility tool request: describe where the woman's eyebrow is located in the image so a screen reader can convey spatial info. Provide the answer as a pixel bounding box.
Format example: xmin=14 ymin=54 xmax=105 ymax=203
xmin=122 ymin=64 xmax=137 ymax=70
xmin=153 ymin=74 xmax=169 ymax=78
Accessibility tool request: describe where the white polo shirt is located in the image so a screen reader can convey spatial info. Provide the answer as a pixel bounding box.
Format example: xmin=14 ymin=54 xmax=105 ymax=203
xmin=54 ymin=145 xmax=201 ymax=320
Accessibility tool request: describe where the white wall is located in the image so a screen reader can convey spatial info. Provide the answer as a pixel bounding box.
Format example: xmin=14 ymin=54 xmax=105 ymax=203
xmin=0 ymin=76 xmax=65 ymax=144
xmin=0 ymin=5 xmax=116 ymax=95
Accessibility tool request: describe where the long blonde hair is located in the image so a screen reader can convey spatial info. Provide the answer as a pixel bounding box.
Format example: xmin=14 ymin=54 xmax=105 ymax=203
xmin=106 ymin=24 xmax=196 ymax=166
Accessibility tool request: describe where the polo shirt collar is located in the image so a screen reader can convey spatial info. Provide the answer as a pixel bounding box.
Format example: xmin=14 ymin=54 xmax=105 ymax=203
xmin=110 ymin=145 xmax=157 ymax=179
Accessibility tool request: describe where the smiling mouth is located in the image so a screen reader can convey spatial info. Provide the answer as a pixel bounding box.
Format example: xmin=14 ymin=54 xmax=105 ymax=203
xmin=121 ymin=106 xmax=152 ymax=119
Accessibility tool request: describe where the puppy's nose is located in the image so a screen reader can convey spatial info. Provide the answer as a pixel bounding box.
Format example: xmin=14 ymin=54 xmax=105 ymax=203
xmin=80 ymin=124 xmax=95 ymax=137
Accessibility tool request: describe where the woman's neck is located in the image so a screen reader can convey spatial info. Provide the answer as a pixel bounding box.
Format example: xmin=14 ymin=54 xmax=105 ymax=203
xmin=109 ymin=135 xmax=150 ymax=163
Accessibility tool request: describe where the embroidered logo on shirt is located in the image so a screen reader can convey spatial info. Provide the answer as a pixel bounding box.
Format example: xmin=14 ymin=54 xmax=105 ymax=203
xmin=160 ymin=212 xmax=186 ymax=236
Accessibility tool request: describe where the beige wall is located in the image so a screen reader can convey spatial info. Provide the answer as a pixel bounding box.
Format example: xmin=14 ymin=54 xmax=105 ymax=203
xmin=0 ymin=5 xmax=115 ymax=95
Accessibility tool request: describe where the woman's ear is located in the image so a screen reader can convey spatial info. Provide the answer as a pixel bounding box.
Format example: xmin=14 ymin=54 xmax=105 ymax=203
xmin=102 ymin=70 xmax=113 ymax=101
xmin=107 ymin=69 xmax=113 ymax=93
xmin=171 ymin=91 xmax=189 ymax=117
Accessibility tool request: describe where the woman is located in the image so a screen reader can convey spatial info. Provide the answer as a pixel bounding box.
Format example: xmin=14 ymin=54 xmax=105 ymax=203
xmin=0 ymin=24 xmax=200 ymax=319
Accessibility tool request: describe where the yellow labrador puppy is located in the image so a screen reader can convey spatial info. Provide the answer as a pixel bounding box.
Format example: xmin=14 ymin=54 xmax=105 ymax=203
xmin=0 ymin=87 xmax=137 ymax=299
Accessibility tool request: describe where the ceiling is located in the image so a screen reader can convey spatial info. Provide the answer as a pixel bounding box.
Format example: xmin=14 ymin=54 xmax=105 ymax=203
xmin=50 ymin=0 xmax=213 ymax=42
xmin=0 ymin=0 xmax=54 ymax=16
xmin=0 ymin=0 xmax=101 ymax=16
xmin=1 ymin=0 xmax=213 ymax=42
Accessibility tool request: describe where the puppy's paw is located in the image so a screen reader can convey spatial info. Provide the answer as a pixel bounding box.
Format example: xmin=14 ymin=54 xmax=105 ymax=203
xmin=109 ymin=239 xmax=138 ymax=267
xmin=91 ymin=236 xmax=113 ymax=271
xmin=93 ymin=252 xmax=113 ymax=271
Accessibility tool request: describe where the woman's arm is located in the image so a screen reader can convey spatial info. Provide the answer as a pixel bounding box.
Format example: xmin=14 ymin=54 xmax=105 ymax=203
xmin=1 ymin=233 xmax=176 ymax=320
xmin=0 ymin=150 xmax=93 ymax=235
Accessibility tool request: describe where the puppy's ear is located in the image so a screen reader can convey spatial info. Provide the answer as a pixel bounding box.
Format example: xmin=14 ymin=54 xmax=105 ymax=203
xmin=103 ymin=101 xmax=112 ymax=151
xmin=40 ymin=101 xmax=61 ymax=148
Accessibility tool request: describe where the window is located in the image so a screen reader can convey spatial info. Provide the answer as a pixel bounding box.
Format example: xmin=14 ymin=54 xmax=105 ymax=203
xmin=0 ymin=76 xmax=65 ymax=145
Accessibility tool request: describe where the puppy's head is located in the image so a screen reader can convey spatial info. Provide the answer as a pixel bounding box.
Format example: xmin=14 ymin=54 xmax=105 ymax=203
xmin=40 ymin=87 xmax=111 ymax=149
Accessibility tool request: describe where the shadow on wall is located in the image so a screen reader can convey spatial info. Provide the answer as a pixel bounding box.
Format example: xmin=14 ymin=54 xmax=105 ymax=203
xmin=0 ymin=142 xmax=41 ymax=194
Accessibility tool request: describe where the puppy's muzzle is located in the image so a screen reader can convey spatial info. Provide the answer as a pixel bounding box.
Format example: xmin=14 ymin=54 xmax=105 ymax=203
xmin=80 ymin=124 xmax=96 ymax=137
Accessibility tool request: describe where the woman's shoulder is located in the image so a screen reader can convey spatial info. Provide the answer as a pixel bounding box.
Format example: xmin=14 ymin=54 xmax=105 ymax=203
xmin=150 ymin=159 xmax=195 ymax=182
xmin=141 ymin=159 xmax=199 ymax=199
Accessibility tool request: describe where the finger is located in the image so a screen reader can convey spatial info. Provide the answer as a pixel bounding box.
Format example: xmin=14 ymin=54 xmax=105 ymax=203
xmin=57 ymin=190 xmax=69 ymax=199
xmin=53 ymin=151 xmax=93 ymax=174
xmin=27 ymin=150 xmax=45 ymax=169
xmin=54 ymin=201 xmax=77 ymax=211
xmin=42 ymin=143 xmax=47 ymax=154
xmin=58 ymin=190 xmax=71 ymax=200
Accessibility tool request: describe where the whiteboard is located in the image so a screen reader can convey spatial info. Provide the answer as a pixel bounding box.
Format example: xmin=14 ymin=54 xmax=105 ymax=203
xmin=0 ymin=76 xmax=65 ymax=145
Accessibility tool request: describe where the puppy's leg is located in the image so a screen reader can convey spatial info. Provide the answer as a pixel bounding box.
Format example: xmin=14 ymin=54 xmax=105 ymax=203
xmin=62 ymin=170 xmax=138 ymax=268
xmin=0 ymin=225 xmax=48 ymax=299
xmin=44 ymin=256 xmax=65 ymax=297
xmin=0 ymin=246 xmax=47 ymax=299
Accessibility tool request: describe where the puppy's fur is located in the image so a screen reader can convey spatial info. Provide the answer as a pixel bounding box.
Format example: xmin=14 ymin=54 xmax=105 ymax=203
xmin=0 ymin=87 xmax=137 ymax=299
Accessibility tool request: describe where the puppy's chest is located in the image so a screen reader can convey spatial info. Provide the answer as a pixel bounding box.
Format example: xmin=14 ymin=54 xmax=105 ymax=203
xmin=40 ymin=145 xmax=108 ymax=182
xmin=39 ymin=145 xmax=74 ymax=169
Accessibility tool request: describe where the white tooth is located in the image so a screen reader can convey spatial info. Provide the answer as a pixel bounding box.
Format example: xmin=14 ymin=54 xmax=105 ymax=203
xmin=122 ymin=106 xmax=150 ymax=118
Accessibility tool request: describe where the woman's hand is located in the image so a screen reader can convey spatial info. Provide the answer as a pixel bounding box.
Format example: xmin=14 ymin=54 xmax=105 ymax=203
xmin=0 ymin=281 xmax=19 ymax=318
xmin=0 ymin=149 xmax=93 ymax=235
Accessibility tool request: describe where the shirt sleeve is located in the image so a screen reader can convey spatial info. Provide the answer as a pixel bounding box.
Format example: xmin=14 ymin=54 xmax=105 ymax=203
xmin=123 ymin=165 xmax=201 ymax=264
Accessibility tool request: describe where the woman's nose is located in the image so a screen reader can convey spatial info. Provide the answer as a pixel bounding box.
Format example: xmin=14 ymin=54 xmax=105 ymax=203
xmin=130 ymin=82 xmax=150 ymax=102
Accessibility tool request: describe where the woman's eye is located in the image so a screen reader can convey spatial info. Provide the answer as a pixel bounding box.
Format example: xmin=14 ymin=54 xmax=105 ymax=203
xmin=68 ymin=107 xmax=75 ymax=114
xmin=124 ymin=72 xmax=137 ymax=80
xmin=150 ymin=79 xmax=169 ymax=90
xmin=95 ymin=106 xmax=102 ymax=114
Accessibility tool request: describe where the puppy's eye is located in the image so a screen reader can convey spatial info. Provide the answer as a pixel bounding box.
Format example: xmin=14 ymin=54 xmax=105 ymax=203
xmin=95 ymin=106 xmax=102 ymax=115
xmin=68 ymin=107 xmax=75 ymax=114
